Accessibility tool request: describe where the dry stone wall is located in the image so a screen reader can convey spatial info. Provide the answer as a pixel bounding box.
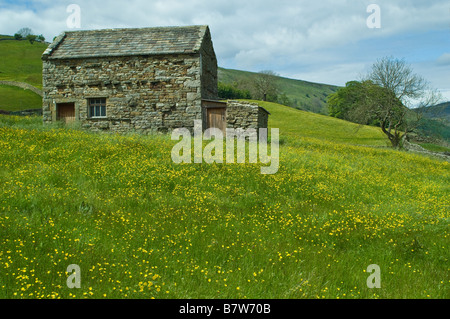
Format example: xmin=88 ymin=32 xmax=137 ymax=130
xmin=225 ymin=100 xmax=270 ymax=139
xmin=226 ymin=100 xmax=269 ymax=129
xmin=0 ymin=81 xmax=43 ymax=97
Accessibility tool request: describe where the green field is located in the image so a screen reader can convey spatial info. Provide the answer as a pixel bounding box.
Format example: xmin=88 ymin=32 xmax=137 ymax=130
xmin=418 ymin=143 xmax=450 ymax=153
xmin=0 ymin=101 xmax=448 ymax=299
xmin=0 ymin=37 xmax=47 ymax=88
xmin=0 ymin=84 xmax=42 ymax=111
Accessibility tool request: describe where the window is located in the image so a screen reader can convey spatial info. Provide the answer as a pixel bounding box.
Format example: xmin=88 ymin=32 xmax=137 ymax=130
xmin=89 ymin=98 xmax=106 ymax=118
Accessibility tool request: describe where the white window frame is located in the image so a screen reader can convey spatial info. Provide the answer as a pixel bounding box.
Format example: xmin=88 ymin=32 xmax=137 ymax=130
xmin=89 ymin=98 xmax=107 ymax=118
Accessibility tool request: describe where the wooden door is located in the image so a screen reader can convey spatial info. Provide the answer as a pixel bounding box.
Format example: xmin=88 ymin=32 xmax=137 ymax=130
xmin=57 ymin=103 xmax=75 ymax=124
xmin=207 ymin=107 xmax=226 ymax=135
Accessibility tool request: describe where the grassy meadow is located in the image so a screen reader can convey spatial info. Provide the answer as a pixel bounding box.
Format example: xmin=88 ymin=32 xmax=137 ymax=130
xmin=0 ymin=84 xmax=42 ymax=111
xmin=0 ymin=38 xmax=47 ymax=88
xmin=0 ymin=101 xmax=449 ymax=299
xmin=418 ymin=143 xmax=450 ymax=153
xmin=0 ymin=38 xmax=45 ymax=113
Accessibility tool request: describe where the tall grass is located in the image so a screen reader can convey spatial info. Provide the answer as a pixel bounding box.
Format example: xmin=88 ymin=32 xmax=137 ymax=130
xmin=0 ymin=112 xmax=448 ymax=299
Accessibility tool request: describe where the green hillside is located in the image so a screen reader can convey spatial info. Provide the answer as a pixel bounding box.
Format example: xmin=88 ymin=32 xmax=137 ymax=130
xmin=0 ymin=100 xmax=448 ymax=299
xmin=0 ymin=36 xmax=47 ymax=88
xmin=252 ymin=100 xmax=387 ymax=146
xmin=410 ymin=102 xmax=450 ymax=144
xmin=218 ymin=67 xmax=339 ymax=114
xmin=0 ymin=84 xmax=42 ymax=111
xmin=0 ymin=37 xmax=46 ymax=111
xmin=218 ymin=68 xmax=450 ymax=146
xmin=419 ymin=102 xmax=450 ymax=122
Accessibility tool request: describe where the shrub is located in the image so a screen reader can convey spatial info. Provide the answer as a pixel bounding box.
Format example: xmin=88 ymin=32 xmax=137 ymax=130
xmin=26 ymin=34 xmax=37 ymax=44
xmin=218 ymin=82 xmax=252 ymax=99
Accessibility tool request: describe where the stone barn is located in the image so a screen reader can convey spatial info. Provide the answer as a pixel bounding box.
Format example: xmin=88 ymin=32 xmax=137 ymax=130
xmin=41 ymin=25 xmax=269 ymax=134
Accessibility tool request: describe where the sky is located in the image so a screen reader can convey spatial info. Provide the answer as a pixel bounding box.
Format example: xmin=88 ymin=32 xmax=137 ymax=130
xmin=1 ymin=0 xmax=449 ymax=101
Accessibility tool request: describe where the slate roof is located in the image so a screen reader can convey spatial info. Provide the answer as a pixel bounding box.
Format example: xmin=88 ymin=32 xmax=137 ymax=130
xmin=42 ymin=25 xmax=209 ymax=60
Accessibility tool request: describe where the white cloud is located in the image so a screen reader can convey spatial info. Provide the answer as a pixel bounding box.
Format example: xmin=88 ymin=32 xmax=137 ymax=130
xmin=437 ymin=53 xmax=450 ymax=66
xmin=288 ymin=62 xmax=369 ymax=87
xmin=438 ymin=90 xmax=450 ymax=102
xmin=0 ymin=0 xmax=448 ymax=98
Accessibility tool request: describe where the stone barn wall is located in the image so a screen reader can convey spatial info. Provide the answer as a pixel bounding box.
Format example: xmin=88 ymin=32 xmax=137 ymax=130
xmin=199 ymin=29 xmax=218 ymax=101
xmin=41 ymin=25 xmax=219 ymax=134
xmin=41 ymin=26 xmax=269 ymax=136
xmin=42 ymin=54 xmax=205 ymax=134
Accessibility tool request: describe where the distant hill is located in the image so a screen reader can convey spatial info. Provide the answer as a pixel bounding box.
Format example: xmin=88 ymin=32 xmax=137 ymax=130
xmin=413 ymin=101 xmax=450 ymax=143
xmin=418 ymin=101 xmax=450 ymax=122
xmin=218 ymin=67 xmax=339 ymax=114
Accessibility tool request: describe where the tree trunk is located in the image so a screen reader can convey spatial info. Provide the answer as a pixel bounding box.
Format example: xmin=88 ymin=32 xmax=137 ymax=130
xmin=391 ymin=133 xmax=402 ymax=148
xmin=380 ymin=119 xmax=402 ymax=148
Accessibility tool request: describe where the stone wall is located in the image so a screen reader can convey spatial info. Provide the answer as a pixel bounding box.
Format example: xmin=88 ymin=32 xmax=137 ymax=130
xmin=0 ymin=81 xmax=43 ymax=97
xmin=42 ymin=53 xmax=207 ymax=133
xmin=199 ymin=28 xmax=218 ymax=100
xmin=402 ymin=136 xmax=450 ymax=162
xmin=226 ymin=100 xmax=270 ymax=130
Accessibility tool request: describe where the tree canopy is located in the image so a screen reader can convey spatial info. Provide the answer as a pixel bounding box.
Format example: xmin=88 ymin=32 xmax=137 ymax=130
xmin=253 ymin=70 xmax=279 ymax=102
xmin=13 ymin=28 xmax=45 ymax=44
xmin=328 ymin=57 xmax=441 ymax=148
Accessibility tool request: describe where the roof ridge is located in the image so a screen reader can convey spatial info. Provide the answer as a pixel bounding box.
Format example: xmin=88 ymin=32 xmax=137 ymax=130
xmin=42 ymin=25 xmax=210 ymax=60
xmin=63 ymin=25 xmax=208 ymax=34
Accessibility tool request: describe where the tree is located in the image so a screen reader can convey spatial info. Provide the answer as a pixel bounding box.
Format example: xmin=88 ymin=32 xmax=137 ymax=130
xmin=365 ymin=56 xmax=442 ymax=146
xmin=36 ymin=34 xmax=45 ymax=42
xmin=328 ymin=80 xmax=409 ymax=147
xmin=359 ymin=81 xmax=407 ymax=147
xmin=218 ymin=82 xmax=252 ymax=99
xmin=16 ymin=27 xmax=33 ymax=38
xmin=329 ymin=80 xmax=400 ymax=117
xmin=26 ymin=34 xmax=37 ymax=44
xmin=14 ymin=28 xmax=42 ymax=44
xmin=277 ymin=93 xmax=292 ymax=107
xmin=253 ymin=70 xmax=279 ymax=102
xmin=328 ymin=57 xmax=442 ymax=148
xmin=328 ymin=81 xmax=367 ymax=120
